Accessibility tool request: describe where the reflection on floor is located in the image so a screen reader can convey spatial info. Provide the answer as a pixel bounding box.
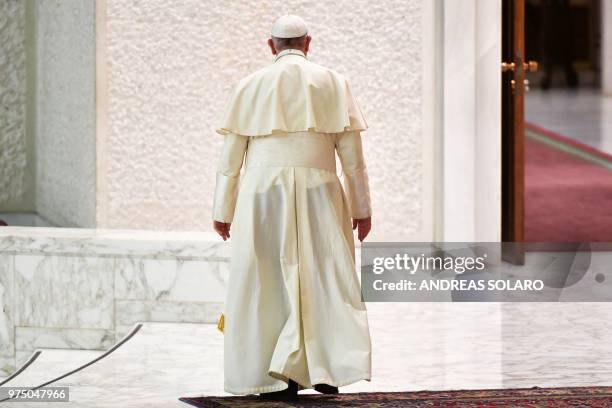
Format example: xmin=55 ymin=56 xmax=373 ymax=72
xmin=3 ymin=303 xmax=612 ymax=407
xmin=526 ymin=89 xmax=612 ymax=156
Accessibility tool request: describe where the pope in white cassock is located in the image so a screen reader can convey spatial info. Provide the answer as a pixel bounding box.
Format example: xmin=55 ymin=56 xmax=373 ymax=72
xmin=211 ymin=15 xmax=373 ymax=401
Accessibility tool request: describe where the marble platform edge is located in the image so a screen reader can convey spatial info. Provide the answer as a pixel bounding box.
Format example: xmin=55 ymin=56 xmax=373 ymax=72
xmin=0 ymin=227 xmax=230 ymax=259
xmin=115 ymin=300 xmax=223 ymax=326
xmin=15 ymin=327 xmax=115 ymax=352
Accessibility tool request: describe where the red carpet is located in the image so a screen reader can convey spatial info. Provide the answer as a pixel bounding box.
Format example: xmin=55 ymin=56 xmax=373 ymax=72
xmin=179 ymin=386 xmax=612 ymax=407
xmin=525 ymin=124 xmax=612 ymax=242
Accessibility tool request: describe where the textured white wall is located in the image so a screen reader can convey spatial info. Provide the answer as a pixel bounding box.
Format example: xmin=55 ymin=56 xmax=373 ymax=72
xmin=36 ymin=0 xmax=96 ymax=227
xmin=0 ymin=0 xmax=27 ymax=209
xmin=101 ymin=0 xmax=430 ymax=240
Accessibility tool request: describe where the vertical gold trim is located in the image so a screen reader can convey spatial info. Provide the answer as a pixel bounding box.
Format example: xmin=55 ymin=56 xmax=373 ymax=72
xmin=95 ymin=0 xmax=109 ymax=227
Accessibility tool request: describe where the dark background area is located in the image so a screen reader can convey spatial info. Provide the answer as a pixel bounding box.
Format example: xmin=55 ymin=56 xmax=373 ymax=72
xmin=525 ymin=0 xmax=601 ymax=88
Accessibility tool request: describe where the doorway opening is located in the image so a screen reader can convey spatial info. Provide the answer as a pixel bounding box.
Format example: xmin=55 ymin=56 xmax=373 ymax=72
xmin=503 ymin=0 xmax=612 ymax=246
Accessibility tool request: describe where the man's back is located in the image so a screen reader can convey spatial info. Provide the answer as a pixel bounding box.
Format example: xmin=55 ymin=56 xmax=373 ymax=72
xmin=217 ymin=49 xmax=367 ymax=138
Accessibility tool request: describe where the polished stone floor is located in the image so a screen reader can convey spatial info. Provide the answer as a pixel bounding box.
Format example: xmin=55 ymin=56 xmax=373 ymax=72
xmin=4 ymin=302 xmax=612 ymax=407
xmin=526 ymin=88 xmax=612 ymax=156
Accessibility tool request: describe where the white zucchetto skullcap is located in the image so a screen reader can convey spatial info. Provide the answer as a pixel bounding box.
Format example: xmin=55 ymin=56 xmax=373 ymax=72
xmin=271 ymin=15 xmax=308 ymax=39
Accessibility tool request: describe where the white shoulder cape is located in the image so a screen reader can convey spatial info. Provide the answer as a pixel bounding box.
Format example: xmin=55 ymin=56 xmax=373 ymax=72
xmin=216 ymin=52 xmax=368 ymax=136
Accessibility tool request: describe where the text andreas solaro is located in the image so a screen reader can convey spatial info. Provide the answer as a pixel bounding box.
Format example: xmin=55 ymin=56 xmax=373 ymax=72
xmin=360 ymin=243 xmax=553 ymax=302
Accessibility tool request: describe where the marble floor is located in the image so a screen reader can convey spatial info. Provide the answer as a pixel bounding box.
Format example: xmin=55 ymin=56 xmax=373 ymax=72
xmin=3 ymin=302 xmax=612 ymax=407
xmin=526 ymin=88 xmax=612 ymax=156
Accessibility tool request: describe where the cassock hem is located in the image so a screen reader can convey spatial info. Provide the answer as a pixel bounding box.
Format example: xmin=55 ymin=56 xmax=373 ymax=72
xmin=307 ymin=373 xmax=372 ymax=388
xmin=223 ymin=372 xmax=372 ymax=395
xmin=223 ymin=382 xmax=290 ymax=395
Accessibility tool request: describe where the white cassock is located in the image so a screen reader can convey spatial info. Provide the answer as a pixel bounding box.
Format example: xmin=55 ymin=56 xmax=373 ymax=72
xmin=212 ymin=48 xmax=372 ymax=395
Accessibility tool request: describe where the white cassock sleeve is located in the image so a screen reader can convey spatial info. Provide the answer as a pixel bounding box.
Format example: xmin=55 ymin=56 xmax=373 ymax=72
xmin=212 ymin=132 xmax=248 ymax=223
xmin=335 ymin=130 xmax=372 ymax=219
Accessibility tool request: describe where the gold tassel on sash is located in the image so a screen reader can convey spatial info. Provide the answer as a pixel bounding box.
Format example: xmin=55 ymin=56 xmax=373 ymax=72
xmin=217 ymin=313 xmax=225 ymax=333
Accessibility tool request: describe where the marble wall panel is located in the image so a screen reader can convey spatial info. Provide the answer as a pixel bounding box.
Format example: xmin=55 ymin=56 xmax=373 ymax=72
xmin=0 ymin=254 xmax=15 ymax=374
xmin=115 ymin=258 xmax=228 ymax=302
xmin=14 ymin=255 xmax=114 ymax=329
